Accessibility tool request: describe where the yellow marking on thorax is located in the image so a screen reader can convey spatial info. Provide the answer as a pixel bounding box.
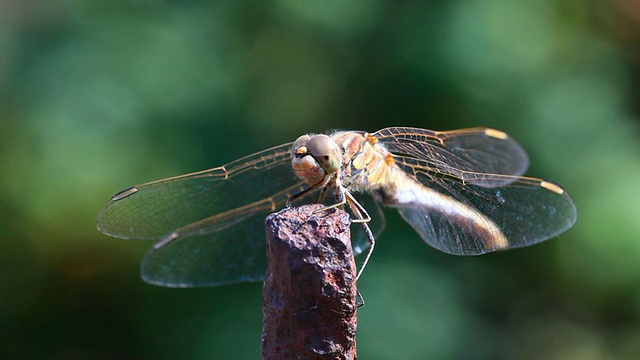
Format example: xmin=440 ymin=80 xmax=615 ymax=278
xmin=352 ymin=142 xmax=378 ymax=170
xmin=351 ymin=152 xmax=366 ymax=170
xmin=338 ymin=132 xmax=401 ymax=189
xmin=367 ymin=158 xmax=387 ymax=184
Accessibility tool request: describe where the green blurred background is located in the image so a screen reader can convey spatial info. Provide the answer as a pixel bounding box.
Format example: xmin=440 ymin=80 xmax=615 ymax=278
xmin=3 ymin=0 xmax=640 ymax=359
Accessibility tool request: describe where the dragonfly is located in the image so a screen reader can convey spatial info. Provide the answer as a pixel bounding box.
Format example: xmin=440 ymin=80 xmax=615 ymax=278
xmin=97 ymin=127 xmax=577 ymax=287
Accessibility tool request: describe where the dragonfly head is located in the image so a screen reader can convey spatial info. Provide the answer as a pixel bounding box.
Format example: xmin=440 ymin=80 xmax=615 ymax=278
xmin=291 ymin=134 xmax=343 ymax=186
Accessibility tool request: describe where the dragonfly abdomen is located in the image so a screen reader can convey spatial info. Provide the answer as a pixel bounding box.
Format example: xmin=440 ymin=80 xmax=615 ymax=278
xmin=376 ymin=160 xmax=511 ymax=253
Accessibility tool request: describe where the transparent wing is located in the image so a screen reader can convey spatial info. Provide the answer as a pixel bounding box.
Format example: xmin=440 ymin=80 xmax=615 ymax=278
xmin=390 ymin=156 xmax=577 ymax=255
xmin=141 ymin=185 xmax=301 ymax=287
xmin=97 ymin=142 xmax=381 ymax=287
xmin=97 ymin=143 xmax=311 ymax=287
xmin=373 ymin=127 xmax=529 ymax=187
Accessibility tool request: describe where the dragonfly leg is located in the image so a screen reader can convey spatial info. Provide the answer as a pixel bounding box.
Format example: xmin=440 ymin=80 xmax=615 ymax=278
xmin=315 ymin=184 xmax=330 ymax=204
xmin=312 ymin=178 xmax=347 ymax=214
xmin=344 ymin=191 xmax=375 ymax=281
xmin=356 ymin=290 xmax=365 ymax=308
xmin=286 ymin=186 xmax=316 ymax=207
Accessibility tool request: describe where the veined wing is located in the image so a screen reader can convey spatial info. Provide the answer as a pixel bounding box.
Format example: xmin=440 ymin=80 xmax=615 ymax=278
xmin=97 ymin=142 xmax=380 ymax=287
xmin=373 ymin=127 xmax=529 ymax=187
xmin=141 ymin=181 xmax=311 ymax=287
xmin=97 ymin=143 xmax=310 ymax=287
xmin=390 ymin=155 xmax=577 ymax=255
xmin=98 ymin=143 xmax=296 ymax=240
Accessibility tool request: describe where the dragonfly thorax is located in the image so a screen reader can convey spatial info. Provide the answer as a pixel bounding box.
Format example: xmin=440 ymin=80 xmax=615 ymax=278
xmin=291 ymin=133 xmax=343 ymax=187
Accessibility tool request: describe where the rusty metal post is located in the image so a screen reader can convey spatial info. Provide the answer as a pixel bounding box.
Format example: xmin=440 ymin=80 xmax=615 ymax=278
xmin=261 ymin=204 xmax=358 ymax=360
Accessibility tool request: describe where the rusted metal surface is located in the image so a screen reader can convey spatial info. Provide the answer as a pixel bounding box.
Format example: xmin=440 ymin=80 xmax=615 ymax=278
xmin=262 ymin=204 xmax=357 ymax=360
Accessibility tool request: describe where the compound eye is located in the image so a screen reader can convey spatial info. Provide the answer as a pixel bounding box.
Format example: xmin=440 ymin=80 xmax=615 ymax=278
xmin=306 ymin=135 xmax=342 ymax=174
